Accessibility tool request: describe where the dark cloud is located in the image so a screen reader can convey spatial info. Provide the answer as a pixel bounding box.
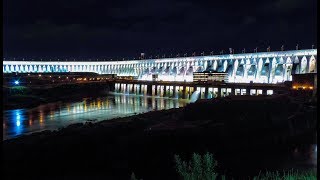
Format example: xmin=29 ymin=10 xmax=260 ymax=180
xmin=274 ymin=0 xmax=306 ymax=12
xmin=243 ymin=16 xmax=257 ymax=25
xmin=3 ymin=0 xmax=317 ymax=59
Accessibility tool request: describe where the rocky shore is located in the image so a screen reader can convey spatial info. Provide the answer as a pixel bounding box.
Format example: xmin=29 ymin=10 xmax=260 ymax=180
xmin=3 ymin=95 xmax=317 ymax=180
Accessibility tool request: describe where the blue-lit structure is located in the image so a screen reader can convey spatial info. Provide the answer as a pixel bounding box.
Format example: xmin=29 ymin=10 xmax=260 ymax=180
xmin=3 ymin=49 xmax=317 ymax=83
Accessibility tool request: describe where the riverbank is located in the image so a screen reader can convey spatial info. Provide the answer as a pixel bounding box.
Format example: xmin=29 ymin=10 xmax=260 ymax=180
xmin=3 ymin=95 xmax=317 ymax=179
xmin=3 ymin=82 xmax=113 ymax=110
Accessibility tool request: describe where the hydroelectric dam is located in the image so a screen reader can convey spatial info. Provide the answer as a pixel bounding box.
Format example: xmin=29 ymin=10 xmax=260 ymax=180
xmin=3 ymin=49 xmax=317 ymax=84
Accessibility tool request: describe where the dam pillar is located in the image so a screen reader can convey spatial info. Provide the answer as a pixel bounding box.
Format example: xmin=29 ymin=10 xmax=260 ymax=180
xmin=139 ymin=84 xmax=142 ymax=95
xmin=164 ymin=85 xmax=167 ymax=97
xmin=217 ymin=87 xmax=221 ymax=97
xmin=123 ymin=84 xmax=127 ymax=93
xmin=231 ymin=88 xmax=235 ymax=96
xmin=147 ymin=84 xmax=152 ymax=96
xmin=246 ymin=87 xmax=250 ymax=96
xmin=262 ymin=89 xmax=267 ymax=95
xmin=156 ymin=85 xmax=159 ymax=96
xmin=130 ymin=84 xmax=134 ymax=94
xmin=182 ymin=85 xmax=186 ymax=99
xmin=154 ymin=85 xmax=158 ymax=96
xmin=204 ymin=86 xmax=209 ymax=99
xmin=119 ymin=83 xmax=123 ymax=93
xmin=134 ymin=84 xmax=138 ymax=95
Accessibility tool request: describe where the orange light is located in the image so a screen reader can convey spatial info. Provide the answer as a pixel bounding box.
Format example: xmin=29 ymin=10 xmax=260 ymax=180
xmin=293 ymin=86 xmax=297 ymax=89
xmin=309 ymin=86 xmax=313 ymax=90
xmin=302 ymin=86 xmax=306 ymax=89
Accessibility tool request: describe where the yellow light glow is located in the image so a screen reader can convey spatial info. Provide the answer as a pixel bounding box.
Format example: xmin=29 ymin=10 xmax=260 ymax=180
xmin=302 ymin=86 xmax=306 ymax=89
xmin=309 ymin=86 xmax=313 ymax=90
xmin=293 ymin=86 xmax=297 ymax=89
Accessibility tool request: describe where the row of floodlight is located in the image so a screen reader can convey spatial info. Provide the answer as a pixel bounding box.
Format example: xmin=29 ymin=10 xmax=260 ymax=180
xmin=3 ymin=44 xmax=316 ymax=62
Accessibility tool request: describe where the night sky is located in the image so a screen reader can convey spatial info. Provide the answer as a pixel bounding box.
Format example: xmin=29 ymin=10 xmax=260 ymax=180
xmin=3 ymin=0 xmax=317 ymax=60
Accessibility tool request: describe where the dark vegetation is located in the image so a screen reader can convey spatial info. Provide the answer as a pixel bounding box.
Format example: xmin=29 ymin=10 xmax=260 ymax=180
xmin=3 ymin=95 xmax=317 ymax=179
xmin=173 ymin=152 xmax=316 ymax=180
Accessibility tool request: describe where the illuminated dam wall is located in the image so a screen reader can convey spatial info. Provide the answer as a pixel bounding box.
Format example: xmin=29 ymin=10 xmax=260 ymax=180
xmin=3 ymin=49 xmax=317 ymax=83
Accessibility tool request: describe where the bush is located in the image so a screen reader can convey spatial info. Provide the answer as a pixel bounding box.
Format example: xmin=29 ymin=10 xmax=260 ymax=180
xmin=174 ymin=152 xmax=218 ymax=180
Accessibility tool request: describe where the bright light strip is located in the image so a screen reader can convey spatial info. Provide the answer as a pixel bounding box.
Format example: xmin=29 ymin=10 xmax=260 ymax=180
xmin=3 ymin=49 xmax=316 ymax=66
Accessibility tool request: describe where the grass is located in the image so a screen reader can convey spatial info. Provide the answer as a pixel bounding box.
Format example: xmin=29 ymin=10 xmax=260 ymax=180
xmin=253 ymin=169 xmax=317 ymax=180
xmin=174 ymin=152 xmax=316 ymax=180
xmin=174 ymin=152 xmax=218 ymax=180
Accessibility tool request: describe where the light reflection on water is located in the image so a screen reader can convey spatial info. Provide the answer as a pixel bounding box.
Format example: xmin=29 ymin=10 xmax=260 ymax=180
xmin=3 ymin=94 xmax=188 ymax=140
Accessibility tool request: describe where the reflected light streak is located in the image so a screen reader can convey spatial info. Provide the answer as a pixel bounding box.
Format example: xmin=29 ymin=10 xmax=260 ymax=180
xmin=39 ymin=111 xmax=44 ymax=124
xmin=84 ymin=103 xmax=88 ymax=112
xmin=16 ymin=120 xmax=21 ymax=127
xmin=4 ymin=94 xmax=188 ymax=140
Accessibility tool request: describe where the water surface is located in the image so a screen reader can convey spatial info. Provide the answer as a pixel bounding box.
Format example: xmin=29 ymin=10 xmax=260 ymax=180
xmin=3 ymin=94 xmax=188 ymax=140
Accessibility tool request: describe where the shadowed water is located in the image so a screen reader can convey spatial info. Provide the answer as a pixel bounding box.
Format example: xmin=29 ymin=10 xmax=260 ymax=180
xmin=3 ymin=94 xmax=188 ymax=140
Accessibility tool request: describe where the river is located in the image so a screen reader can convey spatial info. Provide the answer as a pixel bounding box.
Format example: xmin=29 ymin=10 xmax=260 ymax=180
xmin=3 ymin=93 xmax=188 ymax=140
